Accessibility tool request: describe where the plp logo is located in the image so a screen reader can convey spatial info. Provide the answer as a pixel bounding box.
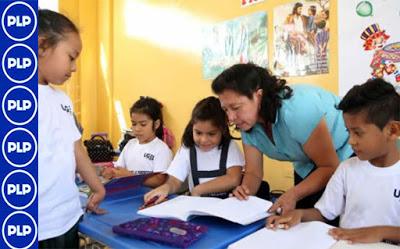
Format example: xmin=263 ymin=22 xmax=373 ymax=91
xmin=1 ymin=1 xmax=37 ymax=41
xmin=2 ymin=211 xmax=37 ymax=249
xmin=2 ymin=85 xmax=37 ymax=126
xmin=2 ymin=43 xmax=37 ymax=84
xmin=2 ymin=128 xmax=37 ymax=168
xmin=2 ymin=170 xmax=37 ymax=210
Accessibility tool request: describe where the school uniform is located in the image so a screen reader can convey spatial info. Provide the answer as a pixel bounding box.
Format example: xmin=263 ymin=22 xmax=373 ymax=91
xmin=115 ymin=137 xmax=173 ymax=174
xmin=166 ymin=140 xmax=244 ymax=191
xmin=315 ymin=157 xmax=400 ymax=228
xmin=38 ymin=84 xmax=82 ymax=242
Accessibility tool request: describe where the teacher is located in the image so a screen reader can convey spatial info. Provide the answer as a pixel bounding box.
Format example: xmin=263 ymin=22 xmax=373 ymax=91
xmin=211 ymin=63 xmax=353 ymax=214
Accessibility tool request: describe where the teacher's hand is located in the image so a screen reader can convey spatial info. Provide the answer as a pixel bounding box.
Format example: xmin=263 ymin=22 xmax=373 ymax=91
xmin=231 ymin=184 xmax=250 ymax=200
xmin=268 ymin=189 xmax=297 ymax=215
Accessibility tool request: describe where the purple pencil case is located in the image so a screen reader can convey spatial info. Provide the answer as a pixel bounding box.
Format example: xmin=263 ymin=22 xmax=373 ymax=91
xmin=112 ymin=217 xmax=208 ymax=248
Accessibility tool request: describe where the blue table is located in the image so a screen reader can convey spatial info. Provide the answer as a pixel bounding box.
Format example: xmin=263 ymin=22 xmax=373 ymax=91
xmin=79 ymin=187 xmax=265 ymax=249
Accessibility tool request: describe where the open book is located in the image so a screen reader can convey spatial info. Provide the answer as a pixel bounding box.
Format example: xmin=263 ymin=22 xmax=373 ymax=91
xmin=137 ymin=195 xmax=272 ymax=225
xmin=228 ymin=221 xmax=336 ymax=249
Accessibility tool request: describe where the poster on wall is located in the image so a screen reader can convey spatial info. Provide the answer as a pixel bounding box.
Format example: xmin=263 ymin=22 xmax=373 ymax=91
xmin=338 ymin=0 xmax=400 ymax=95
xmin=202 ymin=11 xmax=267 ymax=79
xmin=273 ymin=1 xmax=330 ymax=77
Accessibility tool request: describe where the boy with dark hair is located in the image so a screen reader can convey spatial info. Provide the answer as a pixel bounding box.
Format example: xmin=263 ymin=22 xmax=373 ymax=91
xmin=267 ymin=78 xmax=400 ymax=244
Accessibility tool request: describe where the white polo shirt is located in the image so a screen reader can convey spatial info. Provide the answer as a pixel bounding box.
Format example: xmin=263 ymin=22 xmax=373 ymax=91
xmin=115 ymin=137 xmax=173 ymax=175
xmin=38 ymin=84 xmax=83 ymax=240
xmin=315 ymin=157 xmax=400 ymax=228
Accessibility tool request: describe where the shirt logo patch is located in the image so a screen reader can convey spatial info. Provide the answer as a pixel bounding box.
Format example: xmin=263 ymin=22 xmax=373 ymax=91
xmin=60 ymin=104 xmax=72 ymax=115
xmin=143 ymin=153 xmax=154 ymax=161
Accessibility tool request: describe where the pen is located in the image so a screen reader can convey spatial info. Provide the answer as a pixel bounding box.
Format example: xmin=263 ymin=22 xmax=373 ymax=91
xmin=139 ymin=196 xmax=159 ymax=210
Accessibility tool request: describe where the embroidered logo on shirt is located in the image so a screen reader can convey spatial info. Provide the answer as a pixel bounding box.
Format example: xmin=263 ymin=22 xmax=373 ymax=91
xmin=143 ymin=153 xmax=155 ymax=161
xmin=60 ymin=104 xmax=72 ymax=115
xmin=394 ymin=188 xmax=400 ymax=200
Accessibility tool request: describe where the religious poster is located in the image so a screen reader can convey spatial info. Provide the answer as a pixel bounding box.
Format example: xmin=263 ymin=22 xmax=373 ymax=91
xmin=338 ymin=0 xmax=400 ymax=95
xmin=202 ymin=12 xmax=267 ymax=79
xmin=273 ymin=1 xmax=330 ymax=77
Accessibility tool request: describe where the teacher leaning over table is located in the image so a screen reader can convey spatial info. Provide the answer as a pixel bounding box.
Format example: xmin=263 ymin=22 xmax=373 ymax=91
xmin=211 ymin=63 xmax=353 ymax=215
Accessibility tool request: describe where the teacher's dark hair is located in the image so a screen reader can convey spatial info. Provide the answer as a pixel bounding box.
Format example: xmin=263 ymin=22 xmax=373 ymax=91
xmin=211 ymin=63 xmax=293 ymax=128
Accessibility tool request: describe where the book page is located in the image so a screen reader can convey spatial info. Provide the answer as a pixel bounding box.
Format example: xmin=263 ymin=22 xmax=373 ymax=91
xmin=332 ymin=240 xmax=400 ymax=249
xmin=194 ymin=196 xmax=272 ymax=225
xmin=228 ymin=221 xmax=336 ymax=249
xmin=137 ymin=196 xmax=221 ymax=221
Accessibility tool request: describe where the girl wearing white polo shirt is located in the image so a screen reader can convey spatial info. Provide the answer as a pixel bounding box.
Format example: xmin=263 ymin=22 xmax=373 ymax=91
xmin=101 ymin=97 xmax=173 ymax=188
xmin=38 ymin=9 xmax=105 ymax=248
xmin=144 ymin=96 xmax=244 ymax=205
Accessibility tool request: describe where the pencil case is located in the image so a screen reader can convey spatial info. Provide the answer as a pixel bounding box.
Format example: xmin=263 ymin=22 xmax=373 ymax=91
xmin=112 ymin=217 xmax=208 ymax=248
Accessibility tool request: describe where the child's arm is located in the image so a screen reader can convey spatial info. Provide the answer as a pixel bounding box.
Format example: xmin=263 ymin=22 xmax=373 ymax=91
xmin=144 ymin=175 xmax=182 ymax=205
xmin=75 ymin=140 xmax=106 ymax=214
xmin=328 ymin=226 xmax=400 ymax=244
xmin=266 ymin=208 xmax=326 ymax=229
xmin=233 ymin=143 xmax=264 ymax=200
xmin=191 ymin=166 xmax=242 ymax=196
xmin=111 ymin=167 xmax=133 ymax=178
xmin=143 ymin=173 xmax=167 ymax=188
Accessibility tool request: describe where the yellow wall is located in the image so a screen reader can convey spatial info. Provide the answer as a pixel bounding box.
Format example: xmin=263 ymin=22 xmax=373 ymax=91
xmin=59 ymin=0 xmax=339 ymax=191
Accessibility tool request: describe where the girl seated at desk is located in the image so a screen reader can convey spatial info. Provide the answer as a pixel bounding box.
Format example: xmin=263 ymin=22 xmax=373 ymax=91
xmin=102 ymin=96 xmax=173 ymax=188
xmin=144 ymin=96 xmax=245 ymax=204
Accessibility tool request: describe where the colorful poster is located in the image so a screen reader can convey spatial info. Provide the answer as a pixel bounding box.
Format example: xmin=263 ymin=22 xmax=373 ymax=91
xmin=273 ymin=1 xmax=330 ymax=76
xmin=202 ymin=12 xmax=267 ymax=79
xmin=338 ymin=0 xmax=400 ymax=95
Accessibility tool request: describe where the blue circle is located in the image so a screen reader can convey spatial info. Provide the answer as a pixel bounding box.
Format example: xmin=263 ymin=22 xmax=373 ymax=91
xmin=2 ymin=211 xmax=37 ymax=249
xmin=1 ymin=1 xmax=37 ymax=41
xmin=2 ymin=44 xmax=37 ymax=83
xmin=2 ymin=128 xmax=37 ymax=167
xmin=2 ymin=86 xmax=37 ymax=125
xmin=2 ymin=170 xmax=37 ymax=210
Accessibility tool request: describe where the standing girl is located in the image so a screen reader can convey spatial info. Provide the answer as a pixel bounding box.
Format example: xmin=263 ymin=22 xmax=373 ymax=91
xmin=144 ymin=96 xmax=244 ymax=204
xmin=38 ymin=9 xmax=105 ymax=248
xmin=102 ymin=97 xmax=173 ymax=188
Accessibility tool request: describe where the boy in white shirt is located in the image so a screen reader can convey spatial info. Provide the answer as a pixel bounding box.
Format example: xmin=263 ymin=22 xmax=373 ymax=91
xmin=267 ymin=78 xmax=400 ymax=244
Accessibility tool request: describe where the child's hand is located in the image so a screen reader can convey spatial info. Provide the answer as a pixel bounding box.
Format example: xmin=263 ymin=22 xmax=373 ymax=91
xmin=268 ymin=189 xmax=297 ymax=215
xmin=190 ymin=187 xmax=201 ymax=196
xmin=144 ymin=185 xmax=169 ymax=205
xmin=328 ymin=227 xmax=384 ymax=244
xmin=101 ymin=167 xmax=115 ymax=180
xmin=86 ymin=189 xmax=107 ymax=215
xmin=231 ymin=184 xmax=250 ymax=200
xmin=266 ymin=210 xmax=302 ymax=230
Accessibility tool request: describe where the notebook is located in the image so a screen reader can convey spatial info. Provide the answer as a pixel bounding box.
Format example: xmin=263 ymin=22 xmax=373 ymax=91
xmin=332 ymin=240 xmax=400 ymax=249
xmin=138 ymin=195 xmax=272 ymax=225
xmin=228 ymin=221 xmax=336 ymax=249
xmin=112 ymin=217 xmax=207 ymax=248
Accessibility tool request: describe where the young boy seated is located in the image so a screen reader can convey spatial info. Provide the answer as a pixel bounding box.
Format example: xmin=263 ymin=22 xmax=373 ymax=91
xmin=267 ymin=78 xmax=400 ymax=244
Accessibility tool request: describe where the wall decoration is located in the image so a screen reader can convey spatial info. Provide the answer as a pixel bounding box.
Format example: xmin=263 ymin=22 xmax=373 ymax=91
xmin=339 ymin=0 xmax=400 ymax=95
xmin=273 ymin=1 xmax=330 ymax=76
xmin=202 ymin=11 xmax=267 ymax=79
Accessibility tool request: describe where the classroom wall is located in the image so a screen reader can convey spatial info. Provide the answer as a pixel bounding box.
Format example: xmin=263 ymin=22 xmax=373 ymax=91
xmin=58 ymin=0 xmax=339 ymax=192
